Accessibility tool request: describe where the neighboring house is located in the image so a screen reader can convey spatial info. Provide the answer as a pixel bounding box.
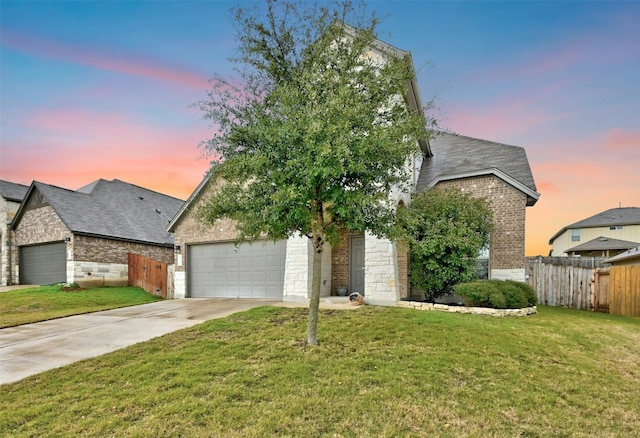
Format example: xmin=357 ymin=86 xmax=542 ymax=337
xmin=605 ymin=245 xmax=640 ymax=266
xmin=11 ymin=179 xmax=183 ymax=287
xmin=549 ymin=207 xmax=640 ymax=257
xmin=0 ymin=180 xmax=29 ymax=285
xmin=168 ymin=35 xmax=539 ymax=305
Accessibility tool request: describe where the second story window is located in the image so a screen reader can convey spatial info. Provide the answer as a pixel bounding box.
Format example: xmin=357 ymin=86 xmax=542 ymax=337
xmin=571 ymin=229 xmax=580 ymax=242
xmin=609 ymin=225 xmax=623 ymax=230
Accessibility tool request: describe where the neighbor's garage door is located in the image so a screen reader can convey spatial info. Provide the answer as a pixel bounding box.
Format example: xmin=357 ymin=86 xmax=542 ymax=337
xmin=19 ymin=242 xmax=66 ymax=285
xmin=187 ymin=240 xmax=286 ymax=299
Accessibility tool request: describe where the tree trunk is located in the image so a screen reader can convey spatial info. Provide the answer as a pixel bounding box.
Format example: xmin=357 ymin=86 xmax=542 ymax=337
xmin=306 ymin=231 xmax=324 ymax=346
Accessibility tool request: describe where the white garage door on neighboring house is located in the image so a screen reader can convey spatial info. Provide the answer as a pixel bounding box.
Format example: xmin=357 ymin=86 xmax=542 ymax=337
xmin=187 ymin=240 xmax=287 ymax=299
xmin=19 ymin=242 xmax=67 ymax=285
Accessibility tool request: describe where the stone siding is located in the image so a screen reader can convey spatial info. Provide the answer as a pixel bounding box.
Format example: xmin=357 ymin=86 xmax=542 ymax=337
xmin=282 ymin=235 xmax=331 ymax=302
xmin=69 ymin=261 xmax=129 ymax=287
xmin=14 ymin=205 xmax=70 ymax=246
xmin=364 ymin=233 xmax=400 ymax=305
xmin=0 ymin=197 xmax=21 ymax=285
xmin=174 ymin=270 xmax=186 ymax=299
xmin=397 ymin=300 xmax=537 ymax=316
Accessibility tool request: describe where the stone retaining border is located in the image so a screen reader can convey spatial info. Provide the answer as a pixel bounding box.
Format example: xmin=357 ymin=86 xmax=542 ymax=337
xmin=397 ymin=300 xmax=537 ymax=316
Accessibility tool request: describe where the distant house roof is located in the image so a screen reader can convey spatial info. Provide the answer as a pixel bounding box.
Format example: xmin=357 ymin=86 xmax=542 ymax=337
xmin=605 ymin=245 xmax=640 ymax=265
xmin=549 ymin=207 xmax=640 ymax=244
xmin=416 ymin=132 xmax=539 ymax=206
xmin=12 ymin=179 xmax=184 ymax=247
xmin=565 ymin=236 xmax=640 ymax=254
xmin=0 ymin=180 xmax=29 ymax=203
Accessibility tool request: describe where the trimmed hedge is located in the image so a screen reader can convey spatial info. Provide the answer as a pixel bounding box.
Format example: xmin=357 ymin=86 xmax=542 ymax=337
xmin=454 ymin=280 xmax=537 ymax=309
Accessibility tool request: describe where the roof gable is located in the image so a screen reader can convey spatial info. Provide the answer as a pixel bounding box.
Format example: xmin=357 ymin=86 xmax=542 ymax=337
xmin=417 ymin=132 xmax=539 ymax=205
xmin=167 ymin=174 xmax=211 ymax=232
xmin=340 ymin=23 xmax=431 ymax=156
xmin=13 ymin=179 xmax=185 ymax=246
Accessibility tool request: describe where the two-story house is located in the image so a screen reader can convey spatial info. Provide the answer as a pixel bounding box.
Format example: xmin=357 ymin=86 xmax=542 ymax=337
xmin=549 ymin=207 xmax=640 ymax=257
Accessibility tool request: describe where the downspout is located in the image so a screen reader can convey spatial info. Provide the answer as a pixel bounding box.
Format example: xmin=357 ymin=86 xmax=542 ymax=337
xmin=7 ymin=221 xmax=12 ymax=285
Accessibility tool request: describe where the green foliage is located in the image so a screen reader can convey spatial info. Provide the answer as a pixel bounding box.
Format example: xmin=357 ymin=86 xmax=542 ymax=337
xmin=197 ymin=1 xmax=432 ymax=246
xmin=504 ymin=280 xmax=538 ymax=306
xmin=398 ymin=187 xmax=493 ymax=301
xmin=454 ymin=280 xmax=537 ymax=309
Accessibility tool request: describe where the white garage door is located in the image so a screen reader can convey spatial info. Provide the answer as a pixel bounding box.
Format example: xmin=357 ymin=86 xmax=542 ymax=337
xmin=187 ymin=240 xmax=287 ymax=299
xmin=19 ymin=242 xmax=67 ymax=285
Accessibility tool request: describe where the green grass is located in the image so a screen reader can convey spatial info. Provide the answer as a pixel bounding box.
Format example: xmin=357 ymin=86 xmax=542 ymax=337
xmin=0 ymin=286 xmax=163 ymax=328
xmin=1 ymin=305 xmax=638 ymax=437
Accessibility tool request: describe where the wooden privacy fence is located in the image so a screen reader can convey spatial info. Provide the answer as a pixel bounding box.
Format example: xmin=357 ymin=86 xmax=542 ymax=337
xmin=128 ymin=253 xmax=168 ymax=299
xmin=526 ymin=257 xmax=608 ymax=311
xmin=526 ymin=257 xmax=640 ymax=317
xmin=609 ymin=265 xmax=640 ymax=317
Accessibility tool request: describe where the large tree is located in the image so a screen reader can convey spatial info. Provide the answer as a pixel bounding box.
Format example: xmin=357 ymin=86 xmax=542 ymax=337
xmin=198 ymin=0 xmax=433 ymax=345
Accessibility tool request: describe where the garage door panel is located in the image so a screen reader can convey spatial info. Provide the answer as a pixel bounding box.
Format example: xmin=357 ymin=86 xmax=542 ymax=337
xmin=188 ymin=240 xmax=286 ymax=299
xmin=19 ymin=242 xmax=66 ymax=285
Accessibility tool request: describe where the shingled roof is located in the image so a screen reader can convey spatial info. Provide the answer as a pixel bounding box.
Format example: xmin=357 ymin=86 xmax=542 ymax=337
xmin=549 ymin=207 xmax=640 ymax=244
xmin=0 ymin=180 xmax=29 ymax=203
xmin=566 ymin=236 xmax=640 ymax=254
xmin=13 ymin=179 xmax=184 ymax=247
xmin=606 ymin=245 xmax=640 ymax=265
xmin=416 ymin=132 xmax=539 ymax=206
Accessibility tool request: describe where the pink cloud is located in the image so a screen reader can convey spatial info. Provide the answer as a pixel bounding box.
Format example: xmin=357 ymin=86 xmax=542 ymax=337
xmin=444 ymin=78 xmax=575 ymax=140
xmin=0 ymin=106 xmax=214 ymax=199
xmin=1 ymin=30 xmax=211 ymax=89
xmin=605 ymin=128 xmax=640 ymax=151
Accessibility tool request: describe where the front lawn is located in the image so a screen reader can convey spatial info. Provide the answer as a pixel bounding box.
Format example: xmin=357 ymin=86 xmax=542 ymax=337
xmin=0 ymin=286 xmax=163 ymax=328
xmin=1 ymin=306 xmax=638 ymax=436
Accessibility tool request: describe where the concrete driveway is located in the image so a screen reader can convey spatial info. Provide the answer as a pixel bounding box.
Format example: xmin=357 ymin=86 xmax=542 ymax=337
xmin=0 ymin=298 xmax=278 ymax=385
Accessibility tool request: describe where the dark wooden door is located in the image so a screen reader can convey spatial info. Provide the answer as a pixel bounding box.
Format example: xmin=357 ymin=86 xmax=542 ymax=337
xmin=349 ymin=235 xmax=365 ymax=294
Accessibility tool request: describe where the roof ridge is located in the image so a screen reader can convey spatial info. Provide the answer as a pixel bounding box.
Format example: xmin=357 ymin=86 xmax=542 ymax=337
xmin=434 ymin=130 xmax=526 ymax=152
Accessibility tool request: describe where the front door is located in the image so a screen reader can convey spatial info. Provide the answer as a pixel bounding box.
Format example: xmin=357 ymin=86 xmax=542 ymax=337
xmin=349 ymin=235 xmax=365 ymax=295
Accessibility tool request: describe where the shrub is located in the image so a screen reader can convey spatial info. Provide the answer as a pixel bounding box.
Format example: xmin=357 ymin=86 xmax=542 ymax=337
xmin=504 ymin=280 xmax=538 ymax=306
xmin=397 ymin=187 xmax=493 ymax=301
xmin=454 ymin=280 xmax=536 ymax=309
xmin=454 ymin=281 xmax=497 ymax=308
xmin=500 ymin=283 xmax=528 ymax=309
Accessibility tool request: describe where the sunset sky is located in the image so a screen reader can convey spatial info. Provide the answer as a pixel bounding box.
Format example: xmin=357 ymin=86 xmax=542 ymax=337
xmin=1 ymin=1 xmax=638 ymax=256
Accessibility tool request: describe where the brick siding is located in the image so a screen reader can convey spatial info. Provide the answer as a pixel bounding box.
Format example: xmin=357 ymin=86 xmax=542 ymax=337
xmin=73 ymin=235 xmax=173 ymax=265
xmin=435 ymin=175 xmax=527 ymax=271
xmin=330 ymin=229 xmax=350 ymax=293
